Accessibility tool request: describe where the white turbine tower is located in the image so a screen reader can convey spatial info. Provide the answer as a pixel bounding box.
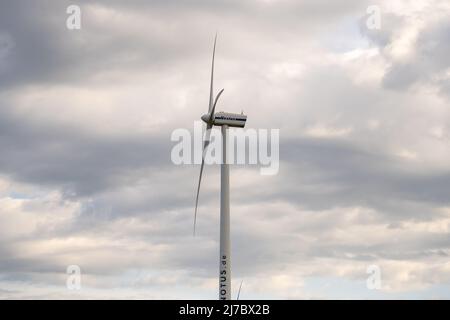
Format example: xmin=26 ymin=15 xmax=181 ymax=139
xmin=194 ymin=35 xmax=247 ymax=300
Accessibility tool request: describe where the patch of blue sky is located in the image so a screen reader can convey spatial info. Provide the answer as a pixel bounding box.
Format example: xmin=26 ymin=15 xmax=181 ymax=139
xmin=320 ymin=17 xmax=370 ymax=53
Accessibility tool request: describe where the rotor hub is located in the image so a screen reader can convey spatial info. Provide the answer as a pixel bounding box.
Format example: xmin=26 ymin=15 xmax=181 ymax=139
xmin=201 ymin=113 xmax=211 ymax=123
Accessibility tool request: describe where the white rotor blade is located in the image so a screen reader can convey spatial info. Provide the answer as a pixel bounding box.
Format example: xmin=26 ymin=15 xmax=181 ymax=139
xmin=193 ymin=158 xmax=205 ymax=236
xmin=208 ymin=34 xmax=217 ymax=113
xmin=193 ymin=126 xmax=212 ymax=236
xmin=209 ymin=88 xmax=224 ymax=122
xmin=194 ymin=34 xmax=220 ymax=236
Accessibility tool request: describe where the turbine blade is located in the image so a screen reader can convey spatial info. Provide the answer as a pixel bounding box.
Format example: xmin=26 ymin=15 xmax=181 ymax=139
xmin=209 ymin=88 xmax=224 ymax=122
xmin=208 ymin=34 xmax=217 ymax=113
xmin=193 ymin=127 xmax=212 ymax=236
xmin=193 ymin=157 xmax=205 ymax=236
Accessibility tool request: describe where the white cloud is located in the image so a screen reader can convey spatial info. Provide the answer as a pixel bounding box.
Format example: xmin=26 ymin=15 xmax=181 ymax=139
xmin=304 ymin=123 xmax=353 ymax=138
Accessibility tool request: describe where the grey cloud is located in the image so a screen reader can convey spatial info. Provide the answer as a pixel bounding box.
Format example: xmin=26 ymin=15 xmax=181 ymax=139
xmin=0 ymin=105 xmax=171 ymax=197
xmin=358 ymin=7 xmax=450 ymax=97
xmin=0 ymin=0 xmax=373 ymax=89
xmin=242 ymin=137 xmax=450 ymax=219
xmin=0 ymin=1 xmax=199 ymax=88
xmin=383 ymin=64 xmax=422 ymax=90
xmin=381 ymin=18 xmax=450 ymax=96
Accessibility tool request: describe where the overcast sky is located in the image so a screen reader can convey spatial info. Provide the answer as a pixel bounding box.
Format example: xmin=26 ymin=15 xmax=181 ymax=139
xmin=0 ymin=0 xmax=449 ymax=299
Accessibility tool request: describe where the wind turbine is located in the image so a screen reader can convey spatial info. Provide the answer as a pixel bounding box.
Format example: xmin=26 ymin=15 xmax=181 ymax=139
xmin=194 ymin=35 xmax=247 ymax=300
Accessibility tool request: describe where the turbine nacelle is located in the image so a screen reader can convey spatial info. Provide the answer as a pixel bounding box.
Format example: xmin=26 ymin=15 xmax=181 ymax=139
xmin=213 ymin=111 xmax=247 ymax=128
xmin=201 ymin=111 xmax=247 ymax=128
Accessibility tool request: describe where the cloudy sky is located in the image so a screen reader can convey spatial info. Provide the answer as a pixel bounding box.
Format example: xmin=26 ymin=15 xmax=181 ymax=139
xmin=0 ymin=0 xmax=449 ymax=299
